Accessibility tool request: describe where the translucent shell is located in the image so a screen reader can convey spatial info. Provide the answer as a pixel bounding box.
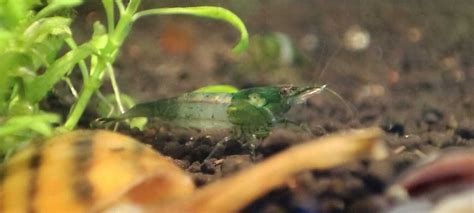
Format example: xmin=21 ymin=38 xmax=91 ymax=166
xmin=0 ymin=130 xmax=194 ymax=213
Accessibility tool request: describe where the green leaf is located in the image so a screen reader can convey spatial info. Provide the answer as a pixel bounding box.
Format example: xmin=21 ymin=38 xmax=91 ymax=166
xmin=0 ymin=0 xmax=41 ymax=28
xmin=0 ymin=18 xmax=70 ymax=78
xmin=0 ymin=30 xmax=12 ymax=47
xmin=91 ymin=21 xmax=108 ymax=49
xmin=47 ymin=0 xmax=82 ymax=5
xmin=0 ymin=73 xmax=13 ymax=113
xmin=24 ymin=41 xmax=97 ymax=103
xmin=29 ymin=35 xmax=65 ymax=68
xmin=133 ymin=6 xmax=249 ymax=53
xmin=0 ymin=113 xmax=60 ymax=156
xmin=0 ymin=113 xmax=60 ymax=137
xmin=24 ymin=17 xmax=72 ymax=45
xmin=0 ymin=52 xmax=36 ymax=77
xmin=36 ymin=0 xmax=83 ymax=19
xmin=22 ymin=17 xmax=72 ymax=68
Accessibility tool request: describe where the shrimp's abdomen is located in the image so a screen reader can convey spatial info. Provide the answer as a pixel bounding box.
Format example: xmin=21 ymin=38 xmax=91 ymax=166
xmin=121 ymin=93 xmax=234 ymax=130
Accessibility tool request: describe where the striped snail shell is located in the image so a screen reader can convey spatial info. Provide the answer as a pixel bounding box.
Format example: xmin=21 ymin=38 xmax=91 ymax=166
xmin=0 ymin=130 xmax=194 ymax=212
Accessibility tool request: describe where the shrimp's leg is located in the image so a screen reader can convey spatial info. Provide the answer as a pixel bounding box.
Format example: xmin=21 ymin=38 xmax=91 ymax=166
xmin=275 ymin=119 xmax=313 ymax=134
xmin=240 ymin=127 xmax=268 ymax=160
xmin=205 ymin=131 xmax=261 ymax=160
xmin=246 ymin=134 xmax=259 ymax=160
xmin=205 ymin=136 xmax=232 ymax=160
xmin=206 ymin=126 xmax=268 ymax=161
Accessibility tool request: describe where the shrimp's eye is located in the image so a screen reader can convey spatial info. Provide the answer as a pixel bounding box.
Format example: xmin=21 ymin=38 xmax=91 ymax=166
xmin=279 ymin=88 xmax=290 ymax=96
xmin=279 ymin=86 xmax=295 ymax=96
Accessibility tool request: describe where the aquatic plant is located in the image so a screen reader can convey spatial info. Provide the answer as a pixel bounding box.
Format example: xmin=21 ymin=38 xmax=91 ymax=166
xmin=0 ymin=0 xmax=248 ymax=158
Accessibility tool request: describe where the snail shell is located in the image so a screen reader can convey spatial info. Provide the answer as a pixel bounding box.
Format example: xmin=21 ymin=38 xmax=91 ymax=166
xmin=0 ymin=130 xmax=194 ymax=213
xmin=386 ymin=148 xmax=474 ymax=213
xmin=0 ymin=128 xmax=384 ymax=212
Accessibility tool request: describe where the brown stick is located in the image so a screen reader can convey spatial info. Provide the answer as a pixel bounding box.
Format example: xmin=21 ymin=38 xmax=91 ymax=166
xmin=159 ymin=127 xmax=385 ymax=212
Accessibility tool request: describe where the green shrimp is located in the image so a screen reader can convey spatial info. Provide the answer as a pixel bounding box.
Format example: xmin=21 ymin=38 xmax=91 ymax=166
xmin=103 ymin=85 xmax=326 ymax=157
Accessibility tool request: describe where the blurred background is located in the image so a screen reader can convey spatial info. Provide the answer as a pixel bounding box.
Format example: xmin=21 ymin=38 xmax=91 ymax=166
xmin=76 ymin=0 xmax=474 ymax=130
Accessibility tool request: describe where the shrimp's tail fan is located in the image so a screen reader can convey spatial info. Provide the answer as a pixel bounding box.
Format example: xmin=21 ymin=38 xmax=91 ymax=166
xmin=90 ymin=117 xmax=121 ymax=129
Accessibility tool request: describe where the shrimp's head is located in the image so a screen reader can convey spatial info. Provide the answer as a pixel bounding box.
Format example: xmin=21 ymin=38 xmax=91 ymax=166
xmin=284 ymin=85 xmax=325 ymax=105
xmin=232 ymin=85 xmax=324 ymax=117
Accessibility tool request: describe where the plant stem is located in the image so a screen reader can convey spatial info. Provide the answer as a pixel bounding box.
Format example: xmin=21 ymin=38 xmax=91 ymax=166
xmin=63 ymin=0 xmax=142 ymax=129
xmin=63 ymin=74 xmax=102 ymax=130
xmin=106 ymin=63 xmax=125 ymax=113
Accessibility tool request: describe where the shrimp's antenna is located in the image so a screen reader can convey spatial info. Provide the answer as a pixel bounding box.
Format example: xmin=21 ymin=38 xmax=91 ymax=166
xmin=313 ymin=43 xmax=356 ymax=118
xmin=317 ymin=44 xmax=341 ymax=81
xmin=316 ymin=84 xmax=358 ymax=118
